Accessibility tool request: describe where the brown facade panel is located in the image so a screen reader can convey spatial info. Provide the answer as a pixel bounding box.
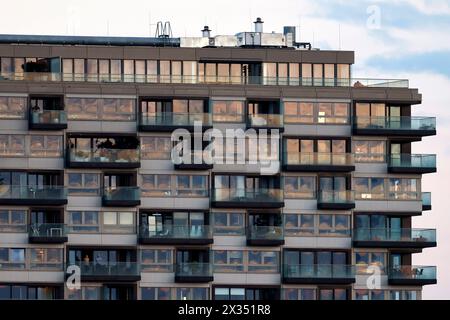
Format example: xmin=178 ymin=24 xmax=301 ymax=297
xmin=13 ymin=45 xmax=52 ymax=57
xmin=86 ymin=46 xmax=124 ymax=59
xmin=197 ymin=47 xmax=234 ymax=60
xmin=0 ymin=45 xmax=15 ymax=56
xmin=50 ymin=46 xmax=88 ymax=58
xmin=161 ymin=48 xmax=196 ymax=60
xmin=300 ymin=50 xmax=338 ymax=63
xmin=230 ymin=48 xmax=267 ymax=61
xmin=316 ymin=88 xmax=352 ymax=99
xmin=123 ymin=47 xmax=159 ymax=59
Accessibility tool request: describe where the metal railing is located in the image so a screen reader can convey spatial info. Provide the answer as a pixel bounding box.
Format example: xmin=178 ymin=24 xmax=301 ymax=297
xmin=68 ymin=148 xmax=139 ymax=163
xmin=284 ymin=152 xmax=354 ymax=166
xmin=0 ymin=72 xmax=410 ymax=88
xmin=212 ymin=188 xmax=284 ymax=203
xmin=0 ymin=185 xmax=67 ymax=200
xmin=139 ymin=224 xmax=212 ymax=239
xmin=284 ymin=264 xmax=355 ymax=279
xmin=353 ymin=228 xmax=436 ymax=243
xmin=354 ymin=116 xmax=436 ymax=131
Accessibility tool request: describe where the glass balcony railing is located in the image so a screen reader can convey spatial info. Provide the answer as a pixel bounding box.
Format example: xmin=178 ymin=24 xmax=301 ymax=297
xmin=389 ymin=265 xmax=436 ymax=282
xmin=353 ymin=228 xmax=436 ymax=244
xmin=29 ymin=110 xmax=67 ymax=126
xmin=388 ymin=154 xmax=436 ymax=170
xmin=0 ymin=185 xmax=67 ymax=201
xmin=139 ymin=112 xmax=212 ymax=127
xmin=0 ymin=73 xmax=410 ymax=88
xmin=318 ymin=190 xmax=355 ymax=204
xmin=102 ymin=187 xmax=140 ymax=203
xmin=212 ymin=188 xmax=284 ymax=204
xmin=68 ymin=148 xmax=140 ymax=164
xmin=354 ymin=116 xmax=436 ymax=132
xmin=247 ymin=226 xmax=284 ymax=241
xmin=284 ymin=152 xmax=354 ymax=167
xmin=247 ymin=114 xmax=283 ymax=128
xmin=422 ymin=192 xmax=431 ymax=208
xmin=175 ymin=263 xmax=213 ymax=278
xmin=68 ymin=262 xmax=140 ymax=277
xmin=284 ymin=264 xmax=355 ymax=280
xmin=28 ymin=223 xmax=67 ymax=239
xmin=139 ymin=225 xmax=212 ymax=240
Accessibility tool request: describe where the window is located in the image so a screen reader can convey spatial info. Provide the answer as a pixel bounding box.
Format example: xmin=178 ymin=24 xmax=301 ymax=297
xmin=176 ymin=175 xmax=208 ymax=196
xmin=319 ymin=288 xmax=348 ymax=300
xmin=141 ymin=249 xmax=173 ymax=272
xmin=67 ymin=97 xmax=135 ymax=121
xmin=355 ymin=251 xmax=387 ymax=274
xmin=182 ymin=61 xmax=197 ymax=83
xmin=176 ymin=288 xmax=208 ymax=300
xmin=30 ymin=248 xmax=62 ymax=270
xmin=141 ymin=174 xmax=171 ymax=196
xmin=0 ymin=96 xmax=27 ymax=119
xmin=213 ymin=250 xmax=244 ymax=272
xmin=141 ymin=287 xmax=171 ymax=300
xmin=0 ymin=210 xmax=26 ymax=232
xmin=318 ymin=214 xmax=350 ymax=236
xmin=0 ymin=135 xmax=25 ymax=156
xmin=284 ymin=213 xmax=315 ymax=236
xmin=324 ymin=64 xmax=335 ymax=86
xmin=284 ymin=102 xmax=314 ymax=123
xmin=313 ymin=64 xmax=323 ymax=86
xmin=212 ymin=100 xmax=244 ymax=122
xmin=0 ymin=248 xmax=25 ymax=269
xmin=101 ymin=98 xmax=135 ymax=121
xmin=30 ymin=135 xmax=62 ymax=157
xmin=353 ymin=140 xmax=386 ymax=162
xmin=247 ymin=251 xmax=279 ymax=272
xmin=354 ymin=177 xmax=385 ymax=199
xmin=284 ymin=214 xmax=350 ymax=237
xmin=68 ymin=211 xmax=99 ymax=233
xmin=389 ymin=178 xmax=419 ymax=200
xmin=283 ymin=288 xmax=316 ymax=300
xmin=283 ymin=101 xmax=349 ymax=124
xmin=284 ymin=176 xmax=315 ymax=198
xmin=102 ymin=211 xmax=135 ymax=233
xmin=140 ymin=136 xmax=172 ymax=160
xmin=214 ymin=288 xmax=245 ymax=300
xmin=67 ymin=173 xmax=100 ymax=195
xmin=212 ymin=212 xmax=245 ymax=235
xmin=302 ymin=63 xmax=312 ymax=85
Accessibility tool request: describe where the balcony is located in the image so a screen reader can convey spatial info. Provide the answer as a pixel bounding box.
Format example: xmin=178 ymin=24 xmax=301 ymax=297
xmin=246 ymin=114 xmax=283 ymax=131
xmin=67 ymin=262 xmax=140 ymax=282
xmin=246 ymin=226 xmax=284 ymax=246
xmin=283 ymin=264 xmax=355 ymax=284
xmin=0 ymin=185 xmax=67 ymax=206
xmin=29 ymin=110 xmax=67 ymax=130
xmin=175 ymin=263 xmax=213 ymax=283
xmin=139 ymin=112 xmax=212 ymax=132
xmin=388 ymin=154 xmax=437 ymax=174
xmin=173 ymin=151 xmax=213 ymax=170
xmin=66 ymin=148 xmax=140 ymax=169
xmin=388 ymin=265 xmax=437 ymax=285
xmin=353 ymin=228 xmax=437 ymax=249
xmin=317 ymin=190 xmax=355 ymax=210
xmin=353 ymin=116 xmax=436 ymax=137
xmin=0 ymin=72 xmax=410 ymax=88
xmin=211 ymin=188 xmax=284 ymax=208
xmin=28 ymin=223 xmax=68 ymax=243
xmin=283 ymin=153 xmax=355 ymax=172
xmin=138 ymin=225 xmax=213 ymax=245
xmin=102 ymin=187 xmax=141 ymax=207
xmin=422 ymin=192 xmax=432 ymax=211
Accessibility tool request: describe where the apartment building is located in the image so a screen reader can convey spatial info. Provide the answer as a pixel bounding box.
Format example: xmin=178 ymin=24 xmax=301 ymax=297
xmin=0 ymin=19 xmax=437 ymax=300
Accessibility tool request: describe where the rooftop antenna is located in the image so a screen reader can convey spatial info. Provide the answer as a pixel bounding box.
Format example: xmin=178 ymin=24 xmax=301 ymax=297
xmin=338 ymin=24 xmax=341 ymax=50
xmin=155 ymin=21 xmax=173 ymax=38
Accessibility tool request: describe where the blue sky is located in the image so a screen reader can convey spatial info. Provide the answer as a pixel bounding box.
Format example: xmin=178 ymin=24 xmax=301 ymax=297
xmin=0 ymin=0 xmax=449 ymax=299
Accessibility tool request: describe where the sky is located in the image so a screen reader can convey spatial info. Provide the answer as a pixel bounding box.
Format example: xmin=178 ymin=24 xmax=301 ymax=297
xmin=1 ymin=0 xmax=449 ymax=299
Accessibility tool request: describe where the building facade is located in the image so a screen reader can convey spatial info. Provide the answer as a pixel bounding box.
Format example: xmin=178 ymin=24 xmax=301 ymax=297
xmin=0 ymin=22 xmax=437 ymax=300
